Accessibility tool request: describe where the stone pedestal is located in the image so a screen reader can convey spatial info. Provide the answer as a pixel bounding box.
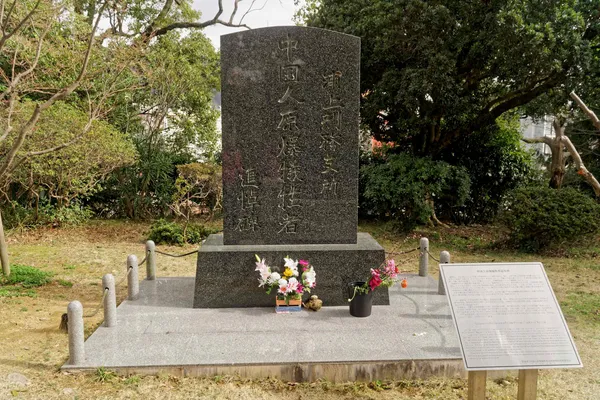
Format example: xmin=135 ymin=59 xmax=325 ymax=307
xmin=193 ymin=233 xmax=387 ymax=308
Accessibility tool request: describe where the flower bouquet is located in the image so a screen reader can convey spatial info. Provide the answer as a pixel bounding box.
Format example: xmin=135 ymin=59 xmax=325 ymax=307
xmin=347 ymin=259 xmax=407 ymax=317
xmin=255 ymin=255 xmax=316 ymax=313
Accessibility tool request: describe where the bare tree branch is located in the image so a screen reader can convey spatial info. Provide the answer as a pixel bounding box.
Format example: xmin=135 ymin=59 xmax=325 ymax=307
xmin=0 ymin=0 xmax=41 ymax=51
xmin=153 ymin=19 xmax=251 ymax=37
xmin=150 ymin=0 xmax=250 ymax=38
xmin=143 ymin=0 xmax=174 ymax=37
xmin=1 ymin=22 xmax=50 ymax=101
xmin=0 ymin=92 xmax=16 ymax=143
xmin=229 ymin=0 xmax=241 ymax=24
xmin=239 ymin=0 xmax=268 ymax=25
xmin=0 ymin=1 xmax=5 ymax=28
xmin=1 ymin=0 xmax=16 ymax=34
xmin=570 ymin=91 xmax=600 ymax=131
xmin=521 ymin=136 xmax=554 ymax=146
xmin=562 ymin=135 xmax=600 ymax=196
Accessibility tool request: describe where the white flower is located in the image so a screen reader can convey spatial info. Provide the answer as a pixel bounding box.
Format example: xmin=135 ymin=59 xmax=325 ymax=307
xmin=284 ymin=257 xmax=299 ymax=276
xmin=255 ymin=258 xmax=269 ymax=275
xmin=284 ymin=257 xmax=298 ymax=269
xmin=255 ymin=257 xmax=271 ymax=287
xmin=258 ymin=271 xmax=271 ymax=287
xmin=255 ymin=257 xmax=268 ymax=271
xmin=303 ymin=267 xmax=316 ymax=288
xmin=269 ymin=272 xmax=281 ymax=283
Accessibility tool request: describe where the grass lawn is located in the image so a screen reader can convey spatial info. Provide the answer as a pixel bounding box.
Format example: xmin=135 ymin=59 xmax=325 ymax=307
xmin=0 ymin=219 xmax=598 ymax=399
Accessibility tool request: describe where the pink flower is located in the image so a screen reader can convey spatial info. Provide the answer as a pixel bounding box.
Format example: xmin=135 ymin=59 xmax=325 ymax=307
xmin=277 ymin=278 xmax=289 ymax=294
xmin=299 ymin=260 xmax=309 ymax=266
xmin=369 ymin=275 xmax=382 ymax=291
xmin=384 ymin=259 xmax=398 ymax=279
xmin=297 ymin=284 xmax=304 ymax=293
xmin=287 ymin=277 xmax=299 ymax=293
xmin=369 ymin=268 xmax=382 ymax=291
xmin=278 ymin=284 xmax=288 ymax=294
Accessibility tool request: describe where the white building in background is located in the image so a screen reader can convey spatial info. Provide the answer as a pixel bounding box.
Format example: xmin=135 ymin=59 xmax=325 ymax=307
xmin=520 ymin=115 xmax=554 ymax=155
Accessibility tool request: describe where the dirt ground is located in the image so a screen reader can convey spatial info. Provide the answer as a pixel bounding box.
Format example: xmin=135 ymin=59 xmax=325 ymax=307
xmin=0 ymin=220 xmax=598 ymax=399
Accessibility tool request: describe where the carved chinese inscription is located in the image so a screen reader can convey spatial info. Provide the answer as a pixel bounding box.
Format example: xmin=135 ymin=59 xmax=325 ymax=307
xmin=235 ymin=167 xmax=260 ymax=232
xmin=277 ymin=34 xmax=305 ymax=234
xmin=221 ymin=26 xmax=360 ymax=245
xmin=320 ymin=70 xmax=343 ymax=199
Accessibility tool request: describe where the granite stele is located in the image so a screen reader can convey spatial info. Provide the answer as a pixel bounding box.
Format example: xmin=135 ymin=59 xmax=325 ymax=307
xmin=194 ymin=26 xmax=386 ymax=307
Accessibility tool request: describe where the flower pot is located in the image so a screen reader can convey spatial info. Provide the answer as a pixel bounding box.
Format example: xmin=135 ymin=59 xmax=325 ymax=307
xmin=275 ymin=297 xmax=302 ymax=313
xmin=348 ymin=281 xmax=372 ymax=317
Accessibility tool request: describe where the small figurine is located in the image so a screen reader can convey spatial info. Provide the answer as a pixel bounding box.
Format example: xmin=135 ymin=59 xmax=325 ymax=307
xmin=303 ymin=295 xmax=323 ymax=311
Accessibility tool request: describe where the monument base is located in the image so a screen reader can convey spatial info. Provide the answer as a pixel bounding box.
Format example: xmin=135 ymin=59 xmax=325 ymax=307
xmin=193 ymin=233 xmax=387 ymax=308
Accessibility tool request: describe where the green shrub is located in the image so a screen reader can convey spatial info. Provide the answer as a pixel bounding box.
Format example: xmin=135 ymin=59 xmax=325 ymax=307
xmin=2 ymin=265 xmax=53 ymax=287
xmin=500 ymin=187 xmax=600 ymax=251
xmin=1 ymin=201 xmax=31 ymax=229
xmin=1 ymin=201 xmax=92 ymax=229
xmin=148 ymin=219 xmax=185 ymax=245
xmin=37 ymin=202 xmax=93 ymax=227
xmin=360 ymin=153 xmax=471 ymax=230
xmin=186 ymin=224 xmax=220 ymax=244
xmin=148 ymin=219 xmax=218 ymax=245
xmin=440 ymin=114 xmax=538 ymax=224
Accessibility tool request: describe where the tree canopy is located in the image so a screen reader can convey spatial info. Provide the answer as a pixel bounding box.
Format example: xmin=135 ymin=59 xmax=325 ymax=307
xmin=0 ymin=1 xmax=226 ymax=219
xmin=299 ymin=0 xmax=600 ymax=156
xmin=2 ymin=101 xmax=136 ymax=206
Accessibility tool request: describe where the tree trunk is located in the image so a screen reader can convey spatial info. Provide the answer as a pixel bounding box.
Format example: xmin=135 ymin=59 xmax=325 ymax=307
xmin=426 ymin=196 xmax=449 ymax=228
xmin=549 ymin=121 xmax=565 ymax=189
xmin=0 ymin=209 xmax=10 ymax=277
xmin=548 ymin=140 xmax=564 ymax=188
xmin=523 ymin=118 xmax=600 ymax=197
xmin=562 ymin=135 xmax=600 ymax=197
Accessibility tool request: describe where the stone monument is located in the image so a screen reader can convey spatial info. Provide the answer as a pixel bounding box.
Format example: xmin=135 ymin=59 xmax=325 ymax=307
xmin=194 ymin=26 xmax=387 ymax=307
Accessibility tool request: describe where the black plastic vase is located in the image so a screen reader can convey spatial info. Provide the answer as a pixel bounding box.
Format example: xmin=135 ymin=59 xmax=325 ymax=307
xmin=348 ymin=281 xmax=372 ymax=317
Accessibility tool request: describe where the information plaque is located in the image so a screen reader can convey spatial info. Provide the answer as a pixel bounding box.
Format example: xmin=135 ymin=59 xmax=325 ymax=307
xmin=440 ymin=262 xmax=582 ymax=371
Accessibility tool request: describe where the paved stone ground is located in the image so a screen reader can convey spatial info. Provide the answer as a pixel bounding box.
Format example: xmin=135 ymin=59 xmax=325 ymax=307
xmin=63 ymin=274 xmax=461 ymax=370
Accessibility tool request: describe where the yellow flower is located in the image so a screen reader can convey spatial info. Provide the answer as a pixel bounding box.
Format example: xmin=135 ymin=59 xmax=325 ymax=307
xmin=283 ymin=268 xmax=293 ymax=277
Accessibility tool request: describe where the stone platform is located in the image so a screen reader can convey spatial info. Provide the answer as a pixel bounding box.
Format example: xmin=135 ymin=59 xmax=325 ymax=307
xmin=62 ymin=274 xmax=464 ymax=382
xmin=193 ymin=233 xmax=387 ymax=308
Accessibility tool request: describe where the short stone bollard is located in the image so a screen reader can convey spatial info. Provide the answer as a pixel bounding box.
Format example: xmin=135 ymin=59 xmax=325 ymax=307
xmin=145 ymin=240 xmax=156 ymax=280
xmin=419 ymin=237 xmax=429 ymax=276
xmin=67 ymin=301 xmax=84 ymax=365
xmin=438 ymin=250 xmax=451 ymax=295
xmin=127 ymin=254 xmax=139 ymax=301
xmin=102 ymin=274 xmax=117 ymax=327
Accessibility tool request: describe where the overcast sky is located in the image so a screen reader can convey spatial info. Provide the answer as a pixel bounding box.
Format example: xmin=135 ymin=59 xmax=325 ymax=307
xmin=194 ymin=0 xmax=299 ymax=49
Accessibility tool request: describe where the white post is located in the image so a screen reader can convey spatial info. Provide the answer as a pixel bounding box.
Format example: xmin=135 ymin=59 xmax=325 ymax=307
xmin=102 ymin=274 xmax=116 ymax=327
xmin=438 ymin=251 xmax=450 ymax=295
xmin=419 ymin=237 xmax=429 ymax=277
xmin=67 ymin=301 xmax=85 ymax=365
xmin=0 ymin=210 xmax=10 ymax=277
xmin=127 ymin=255 xmax=139 ymax=301
xmin=145 ymin=240 xmax=156 ymax=280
